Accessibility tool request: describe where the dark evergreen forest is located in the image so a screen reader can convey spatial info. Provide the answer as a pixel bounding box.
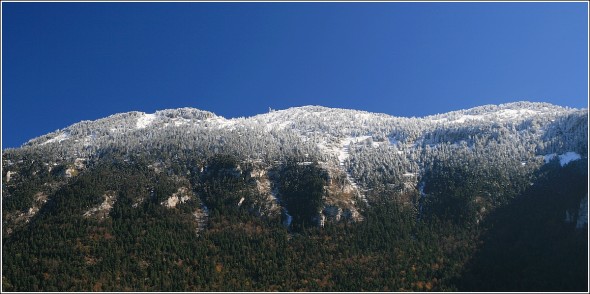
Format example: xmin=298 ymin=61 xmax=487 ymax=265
xmin=2 ymin=154 xmax=587 ymax=291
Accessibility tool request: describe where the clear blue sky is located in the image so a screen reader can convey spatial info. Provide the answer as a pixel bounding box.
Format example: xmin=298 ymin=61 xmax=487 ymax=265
xmin=2 ymin=2 xmax=588 ymax=148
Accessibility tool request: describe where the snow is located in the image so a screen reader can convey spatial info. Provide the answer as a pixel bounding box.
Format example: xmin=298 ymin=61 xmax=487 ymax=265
xmin=40 ymin=132 xmax=69 ymax=145
xmin=544 ymin=154 xmax=557 ymax=163
xmin=332 ymin=137 xmax=371 ymax=204
xmin=429 ymin=107 xmax=541 ymax=125
xmin=83 ymin=134 xmax=97 ymax=147
xmin=558 ymin=152 xmax=581 ymax=166
xmin=261 ymin=118 xmax=294 ymax=131
xmin=452 ymin=114 xmax=485 ymax=124
xmin=354 ymin=113 xmax=373 ymax=120
xmin=496 ymin=108 xmax=538 ymax=119
xmin=173 ymin=118 xmax=190 ymax=126
xmin=544 ymin=152 xmax=581 ymax=166
xmin=338 ymin=136 xmax=372 ymax=164
xmin=211 ymin=117 xmax=238 ymax=129
xmin=136 ymin=113 xmax=156 ymax=129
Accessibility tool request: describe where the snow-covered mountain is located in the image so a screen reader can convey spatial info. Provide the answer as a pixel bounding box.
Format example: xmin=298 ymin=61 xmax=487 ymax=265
xmin=3 ymin=101 xmax=588 ymax=292
xmin=12 ymin=101 xmax=588 ymax=160
xmin=2 ymin=101 xmax=588 ymax=232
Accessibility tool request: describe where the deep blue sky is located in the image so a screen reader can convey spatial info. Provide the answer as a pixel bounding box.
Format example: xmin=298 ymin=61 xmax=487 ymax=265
xmin=2 ymin=2 xmax=588 ymax=148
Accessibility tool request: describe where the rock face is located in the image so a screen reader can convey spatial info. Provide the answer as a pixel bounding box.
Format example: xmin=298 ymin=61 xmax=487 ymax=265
xmin=252 ymin=168 xmax=281 ymax=217
xmin=83 ymin=191 xmax=117 ymax=220
xmin=3 ymin=191 xmax=49 ymax=235
xmin=6 ymin=171 xmax=16 ymax=183
xmin=161 ymin=187 xmax=192 ymax=208
xmin=193 ymin=205 xmax=209 ymax=235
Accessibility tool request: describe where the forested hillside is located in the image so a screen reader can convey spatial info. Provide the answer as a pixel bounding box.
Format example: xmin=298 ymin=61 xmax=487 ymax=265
xmin=2 ymin=102 xmax=588 ymax=291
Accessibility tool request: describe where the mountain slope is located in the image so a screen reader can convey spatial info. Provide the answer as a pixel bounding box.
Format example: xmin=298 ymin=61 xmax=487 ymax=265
xmin=3 ymin=101 xmax=588 ymax=229
xmin=2 ymin=101 xmax=588 ymax=291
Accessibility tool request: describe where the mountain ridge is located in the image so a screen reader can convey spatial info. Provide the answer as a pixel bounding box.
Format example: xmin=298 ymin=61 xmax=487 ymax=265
xmin=13 ymin=101 xmax=584 ymax=149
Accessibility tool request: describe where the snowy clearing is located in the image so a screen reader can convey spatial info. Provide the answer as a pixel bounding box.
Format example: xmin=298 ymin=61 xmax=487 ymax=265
xmin=210 ymin=117 xmax=238 ymax=129
xmin=40 ymin=132 xmax=69 ymax=145
xmin=136 ymin=113 xmax=156 ymax=129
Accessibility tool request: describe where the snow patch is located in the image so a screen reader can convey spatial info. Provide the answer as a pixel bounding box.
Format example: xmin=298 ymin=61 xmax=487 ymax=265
xmin=544 ymin=154 xmax=556 ymax=163
xmin=136 ymin=113 xmax=156 ymax=129
xmin=544 ymin=152 xmax=581 ymax=166
xmin=496 ymin=108 xmax=538 ymax=119
xmin=558 ymin=152 xmax=581 ymax=166
xmin=173 ymin=118 xmax=191 ymax=126
xmin=452 ymin=114 xmax=485 ymax=124
xmin=333 ymin=137 xmax=371 ymax=205
xmin=210 ymin=117 xmax=238 ymax=129
xmin=342 ymin=138 xmax=370 ymax=201
xmin=430 ymin=107 xmax=541 ymax=125
xmin=40 ymin=132 xmax=69 ymax=145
